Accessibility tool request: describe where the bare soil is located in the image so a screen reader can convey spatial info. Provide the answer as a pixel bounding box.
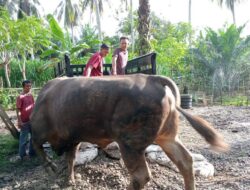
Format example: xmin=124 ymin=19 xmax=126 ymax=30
xmin=0 ymin=106 xmax=250 ymax=190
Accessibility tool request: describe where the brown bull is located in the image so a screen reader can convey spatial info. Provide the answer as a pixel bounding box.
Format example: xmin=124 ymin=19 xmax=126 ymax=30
xmin=30 ymin=74 xmax=228 ymax=190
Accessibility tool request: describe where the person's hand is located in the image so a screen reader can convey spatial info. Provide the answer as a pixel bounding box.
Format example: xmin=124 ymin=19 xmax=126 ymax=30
xmin=17 ymin=120 xmax=23 ymax=129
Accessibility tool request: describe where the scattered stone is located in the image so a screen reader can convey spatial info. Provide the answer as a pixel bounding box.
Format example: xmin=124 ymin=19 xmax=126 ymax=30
xmin=9 ymin=155 xmax=21 ymax=163
xmin=146 ymin=145 xmax=215 ymax=178
xmin=3 ymin=176 xmax=12 ymax=182
xmin=191 ymin=153 xmax=215 ymax=177
xmin=79 ymin=142 xmax=98 ymax=150
xmin=36 ymin=183 xmax=48 ymax=189
xmin=191 ymin=153 xmax=206 ymax=162
xmin=50 ymin=183 xmax=60 ymax=189
xmin=145 ymin=144 xmax=163 ymax=153
xmin=75 ymin=147 xmax=98 ymax=166
xmin=75 ymin=173 xmax=82 ymax=181
xmin=146 ymin=150 xmax=171 ymax=166
xmin=232 ymin=129 xmax=238 ymax=133
xmin=105 ymin=142 xmax=119 ymax=150
xmin=103 ymin=142 xmax=121 ymax=160
xmin=14 ymin=182 xmax=21 ymax=189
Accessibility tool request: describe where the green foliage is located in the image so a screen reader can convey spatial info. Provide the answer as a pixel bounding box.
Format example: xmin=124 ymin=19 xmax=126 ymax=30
xmin=0 ymin=133 xmax=42 ymax=173
xmin=79 ymin=24 xmax=100 ymax=51
xmin=42 ymin=14 xmax=89 ymax=65
xmin=0 ymin=90 xmax=16 ymax=109
xmin=221 ymin=95 xmax=248 ymax=106
xmin=0 ymin=8 xmax=52 ymax=86
xmin=191 ymin=24 xmax=250 ymax=94
xmin=0 ymin=59 xmax=54 ymax=87
xmin=150 ymin=22 xmax=191 ymax=78
xmin=0 ymin=134 xmax=18 ymax=172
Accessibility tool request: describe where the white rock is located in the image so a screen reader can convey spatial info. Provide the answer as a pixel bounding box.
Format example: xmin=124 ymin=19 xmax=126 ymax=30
xmin=145 ymin=144 xmax=163 ymax=153
xmin=193 ymin=159 xmax=215 ymax=177
xmin=80 ymin=142 xmax=98 ymax=150
xmin=146 ymin=151 xmax=171 ymax=166
xmin=145 ymin=145 xmax=215 ymax=178
xmin=75 ymin=173 xmax=82 ymax=181
xmin=191 ymin=153 xmax=206 ymax=162
xmin=104 ymin=142 xmax=119 ymax=150
xmin=75 ymin=147 xmax=98 ymax=166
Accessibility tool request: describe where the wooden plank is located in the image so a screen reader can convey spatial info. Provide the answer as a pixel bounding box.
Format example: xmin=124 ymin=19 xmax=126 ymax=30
xmin=0 ymin=104 xmax=19 ymax=139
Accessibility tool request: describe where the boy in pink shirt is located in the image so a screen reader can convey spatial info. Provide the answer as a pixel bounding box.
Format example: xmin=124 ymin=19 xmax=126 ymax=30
xmin=83 ymin=44 xmax=110 ymax=77
xmin=16 ymin=80 xmax=35 ymax=160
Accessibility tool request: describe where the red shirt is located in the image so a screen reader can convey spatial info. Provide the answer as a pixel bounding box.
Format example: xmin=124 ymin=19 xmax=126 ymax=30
xmin=16 ymin=92 xmax=35 ymax=123
xmin=83 ymin=52 xmax=103 ymax=76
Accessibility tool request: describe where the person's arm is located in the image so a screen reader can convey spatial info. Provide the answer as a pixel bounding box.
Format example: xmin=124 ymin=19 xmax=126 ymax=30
xmin=85 ymin=64 xmax=93 ymax=77
xmin=16 ymin=109 xmax=22 ymax=128
xmin=16 ymin=96 xmax=22 ymax=128
xmin=112 ymin=55 xmax=118 ymax=75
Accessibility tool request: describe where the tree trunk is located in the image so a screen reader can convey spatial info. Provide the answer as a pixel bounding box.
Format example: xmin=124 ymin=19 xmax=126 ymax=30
xmin=3 ymin=61 xmax=11 ymax=87
xmin=130 ymin=0 xmax=134 ymax=53
xmin=231 ymin=4 xmax=236 ymax=25
xmin=94 ymin=0 xmax=102 ymax=42
xmin=188 ymin=0 xmax=192 ymax=46
xmin=188 ymin=0 xmax=192 ymax=24
xmin=137 ymin=0 xmax=151 ymax=55
xmin=22 ymin=60 xmax=26 ymax=80
xmin=71 ymin=23 xmax=74 ymax=45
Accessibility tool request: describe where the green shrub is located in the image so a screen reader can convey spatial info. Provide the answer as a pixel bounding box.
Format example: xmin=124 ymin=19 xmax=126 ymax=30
xmin=0 ymin=134 xmax=19 ymax=172
xmin=0 ymin=59 xmax=54 ymax=88
xmin=222 ymin=95 xmax=248 ymax=106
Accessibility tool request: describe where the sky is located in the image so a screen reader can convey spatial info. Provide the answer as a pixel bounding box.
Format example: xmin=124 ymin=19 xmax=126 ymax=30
xmin=40 ymin=0 xmax=250 ymax=37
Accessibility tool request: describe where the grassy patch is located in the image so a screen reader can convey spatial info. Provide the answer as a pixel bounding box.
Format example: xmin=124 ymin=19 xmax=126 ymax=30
xmin=0 ymin=133 xmax=41 ymax=173
xmin=222 ymin=95 xmax=249 ymax=106
xmin=0 ymin=133 xmax=18 ymax=172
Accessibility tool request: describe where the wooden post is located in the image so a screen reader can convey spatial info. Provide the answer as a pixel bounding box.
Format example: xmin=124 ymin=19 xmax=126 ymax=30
xmin=0 ymin=104 xmax=19 ymax=139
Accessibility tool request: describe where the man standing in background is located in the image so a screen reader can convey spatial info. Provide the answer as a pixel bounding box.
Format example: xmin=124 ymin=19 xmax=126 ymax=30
xmin=111 ymin=37 xmax=129 ymax=75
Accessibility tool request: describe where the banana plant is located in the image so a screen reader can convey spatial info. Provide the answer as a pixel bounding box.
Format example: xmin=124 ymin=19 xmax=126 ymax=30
xmin=41 ymin=14 xmax=89 ymax=68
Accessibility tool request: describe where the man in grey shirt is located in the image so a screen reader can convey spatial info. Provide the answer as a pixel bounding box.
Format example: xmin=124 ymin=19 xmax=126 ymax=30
xmin=111 ymin=37 xmax=129 ymax=75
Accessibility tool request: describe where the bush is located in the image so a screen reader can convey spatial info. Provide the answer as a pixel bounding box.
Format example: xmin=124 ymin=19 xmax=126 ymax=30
xmin=221 ymin=95 xmax=248 ymax=106
xmin=0 ymin=59 xmax=54 ymax=88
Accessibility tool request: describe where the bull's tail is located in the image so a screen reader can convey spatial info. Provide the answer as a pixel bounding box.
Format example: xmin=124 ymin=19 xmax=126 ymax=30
xmin=151 ymin=75 xmax=229 ymax=152
xmin=177 ymin=107 xmax=229 ymax=152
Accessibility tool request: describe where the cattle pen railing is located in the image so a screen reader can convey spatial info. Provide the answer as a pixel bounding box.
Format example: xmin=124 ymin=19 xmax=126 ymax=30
xmin=54 ymin=52 xmax=157 ymax=77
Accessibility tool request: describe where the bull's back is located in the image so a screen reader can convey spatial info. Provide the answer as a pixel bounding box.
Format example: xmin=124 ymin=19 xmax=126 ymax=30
xmin=31 ymin=75 xmax=172 ymax=147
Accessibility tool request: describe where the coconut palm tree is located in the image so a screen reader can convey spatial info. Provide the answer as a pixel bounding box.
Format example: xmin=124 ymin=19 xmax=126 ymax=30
xmin=0 ymin=0 xmax=44 ymax=19
xmin=81 ymin=0 xmax=108 ymax=42
xmin=188 ymin=0 xmax=192 ymax=46
xmin=129 ymin=0 xmax=135 ymax=53
xmin=54 ymin=0 xmax=82 ymax=44
xmin=137 ymin=0 xmax=151 ymax=55
xmin=188 ymin=0 xmax=192 ymax=24
xmin=212 ymin=0 xmax=242 ymax=25
xmin=117 ymin=0 xmax=135 ymax=52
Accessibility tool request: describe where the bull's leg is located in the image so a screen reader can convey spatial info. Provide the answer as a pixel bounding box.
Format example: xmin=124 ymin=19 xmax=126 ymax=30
xmin=65 ymin=143 xmax=80 ymax=185
xmin=156 ymin=137 xmax=195 ymax=190
xmin=32 ymin=140 xmax=57 ymax=173
xmin=119 ymin=143 xmax=151 ymax=190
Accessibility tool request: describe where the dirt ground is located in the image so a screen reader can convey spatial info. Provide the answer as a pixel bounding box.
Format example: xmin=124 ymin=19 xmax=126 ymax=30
xmin=0 ymin=106 xmax=250 ymax=190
